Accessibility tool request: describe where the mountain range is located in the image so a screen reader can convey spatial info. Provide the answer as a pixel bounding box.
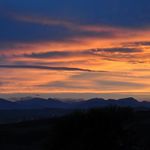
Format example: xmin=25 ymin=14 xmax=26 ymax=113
xmin=0 ymin=97 xmax=149 ymax=110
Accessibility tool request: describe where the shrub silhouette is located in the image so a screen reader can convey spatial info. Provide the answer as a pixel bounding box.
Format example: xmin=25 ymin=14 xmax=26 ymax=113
xmin=44 ymin=107 xmax=136 ymax=150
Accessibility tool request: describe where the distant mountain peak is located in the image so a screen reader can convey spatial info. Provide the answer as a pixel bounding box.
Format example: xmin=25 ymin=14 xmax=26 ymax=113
xmin=0 ymin=98 xmax=12 ymax=103
xmin=87 ymin=98 xmax=105 ymax=102
xmin=118 ymin=97 xmax=138 ymax=102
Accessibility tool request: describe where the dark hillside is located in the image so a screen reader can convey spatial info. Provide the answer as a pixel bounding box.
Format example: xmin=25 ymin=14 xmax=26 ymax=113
xmin=0 ymin=107 xmax=150 ymax=150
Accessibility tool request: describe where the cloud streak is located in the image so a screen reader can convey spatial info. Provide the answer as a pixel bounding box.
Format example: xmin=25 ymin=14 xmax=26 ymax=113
xmin=0 ymin=65 xmax=96 ymax=72
xmin=92 ymin=48 xmax=143 ymax=53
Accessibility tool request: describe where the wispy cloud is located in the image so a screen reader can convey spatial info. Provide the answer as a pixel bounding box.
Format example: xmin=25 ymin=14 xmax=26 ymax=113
xmin=0 ymin=65 xmax=96 ymax=72
xmin=92 ymin=48 xmax=143 ymax=53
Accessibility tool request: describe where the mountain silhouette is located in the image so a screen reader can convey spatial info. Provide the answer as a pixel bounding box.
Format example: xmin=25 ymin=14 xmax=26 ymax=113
xmin=0 ymin=97 xmax=150 ymax=124
xmin=0 ymin=97 xmax=149 ymax=110
xmin=71 ymin=98 xmax=107 ymax=109
xmin=116 ymin=97 xmax=140 ymax=107
xmin=17 ymin=97 xmax=67 ymax=109
xmin=0 ymin=98 xmax=17 ymax=109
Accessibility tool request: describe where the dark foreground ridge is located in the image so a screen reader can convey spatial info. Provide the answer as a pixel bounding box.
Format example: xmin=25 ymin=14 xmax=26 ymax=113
xmin=1 ymin=107 xmax=150 ymax=150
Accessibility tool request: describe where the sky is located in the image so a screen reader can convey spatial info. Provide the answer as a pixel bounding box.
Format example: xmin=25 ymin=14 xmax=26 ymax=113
xmin=1 ymin=0 xmax=150 ymax=99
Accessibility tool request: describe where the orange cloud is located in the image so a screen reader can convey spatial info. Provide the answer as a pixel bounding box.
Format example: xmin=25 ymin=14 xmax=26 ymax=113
xmin=1 ymin=14 xmax=150 ymax=94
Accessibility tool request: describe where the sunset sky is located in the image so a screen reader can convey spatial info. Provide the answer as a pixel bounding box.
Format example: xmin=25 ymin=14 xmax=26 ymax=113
xmin=1 ymin=0 xmax=150 ymax=99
